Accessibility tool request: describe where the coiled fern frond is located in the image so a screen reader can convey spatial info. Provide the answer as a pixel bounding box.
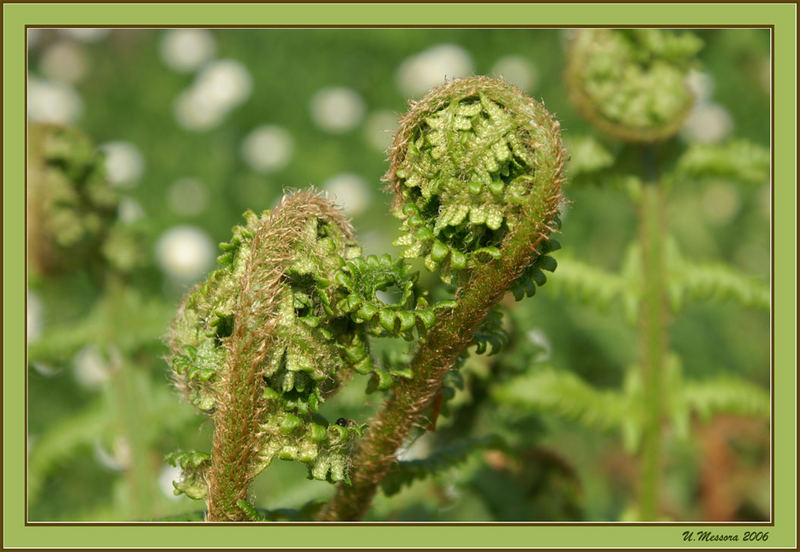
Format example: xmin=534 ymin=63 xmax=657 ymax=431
xmin=387 ymin=76 xmax=564 ymax=285
xmin=27 ymin=124 xmax=122 ymax=276
xmin=566 ymin=29 xmax=702 ymax=142
xmin=166 ymin=191 xmax=434 ymax=520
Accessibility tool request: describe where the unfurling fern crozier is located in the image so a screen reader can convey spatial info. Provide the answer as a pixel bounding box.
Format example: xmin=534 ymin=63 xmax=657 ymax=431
xmin=321 ymin=76 xmax=567 ymax=521
xmin=565 ymin=29 xmax=701 ymax=142
xmin=166 ymin=191 xmax=432 ymax=521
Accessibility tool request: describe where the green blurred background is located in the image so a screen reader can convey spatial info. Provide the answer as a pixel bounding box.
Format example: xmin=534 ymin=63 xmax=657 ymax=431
xmin=26 ymin=28 xmax=770 ymax=522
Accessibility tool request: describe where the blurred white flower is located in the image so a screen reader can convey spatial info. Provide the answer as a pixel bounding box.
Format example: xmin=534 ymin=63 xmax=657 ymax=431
xmin=323 ymin=173 xmax=371 ymax=216
xmin=490 ymin=55 xmax=538 ymax=91
xmin=396 ymin=44 xmax=474 ymax=98
xmin=701 ymin=182 xmax=740 ymax=224
xmin=685 ymin=69 xmax=714 ymax=103
xmin=31 ymin=362 xmax=60 ymax=377
xmin=397 ymin=432 xmax=432 ymax=461
xmin=174 ymin=86 xmax=228 ymax=131
xmin=40 ymin=41 xmax=89 ymax=83
xmin=94 ymin=435 xmax=131 ymax=471
xmin=100 ymin=141 xmax=145 ymax=188
xmin=59 ymin=28 xmax=110 ymax=42
xmin=241 ymin=125 xmax=294 ymax=173
xmin=118 ymin=196 xmax=145 ymax=224
xmin=158 ymin=463 xmax=183 ymax=500
xmin=681 ymin=102 xmax=733 ymax=144
xmin=27 ymin=77 xmax=83 ymax=124
xmin=195 ymin=59 xmax=252 ymax=108
xmin=527 ymin=329 xmax=552 ymax=362
xmin=310 ymin=87 xmax=365 ymax=133
xmin=174 ymin=59 xmax=252 ymax=131
xmin=73 ymin=345 xmax=111 ymax=389
xmin=27 ymin=290 xmax=43 ymax=344
xmin=167 ymin=177 xmax=209 ymax=216
xmin=364 ymin=110 xmax=398 ymax=152
xmin=160 ymin=29 xmax=216 ymax=72
xmin=156 ymin=225 xmax=215 ymax=281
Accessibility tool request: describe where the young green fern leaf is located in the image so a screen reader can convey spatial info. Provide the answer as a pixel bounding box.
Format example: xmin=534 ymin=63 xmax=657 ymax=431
xmin=566 ymin=29 xmax=702 ymax=142
xmin=166 ymin=191 xmax=430 ymax=521
xmin=469 ymin=308 xmax=509 ymax=356
xmin=509 ymin=235 xmax=561 ymax=301
xmin=330 ymin=254 xmax=440 ymax=341
xmin=165 ymin=450 xmax=211 ymax=500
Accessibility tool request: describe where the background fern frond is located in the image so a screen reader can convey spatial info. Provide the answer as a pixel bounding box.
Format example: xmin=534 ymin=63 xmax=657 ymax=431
xmin=669 ymin=260 xmax=770 ymax=311
xmin=27 ymin=402 xmax=109 ymax=504
xmin=549 ymin=255 xmax=632 ymax=310
xmin=28 ymin=290 xmax=173 ymax=364
xmin=684 ymin=377 xmax=770 ymax=421
xmin=675 ymin=140 xmax=770 ymax=186
xmin=492 ymin=369 xmax=627 ymax=431
xmin=565 ymin=135 xmax=617 ymax=179
xmin=380 ymin=435 xmax=504 ymax=497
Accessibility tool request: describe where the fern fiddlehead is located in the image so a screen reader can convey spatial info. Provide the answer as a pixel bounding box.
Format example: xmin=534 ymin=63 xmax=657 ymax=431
xmin=566 ymin=29 xmax=701 ymax=143
xmin=166 ymin=190 xmax=437 ymax=520
xmin=27 ymin=124 xmax=121 ymax=277
xmin=320 ymin=76 xmax=566 ymax=520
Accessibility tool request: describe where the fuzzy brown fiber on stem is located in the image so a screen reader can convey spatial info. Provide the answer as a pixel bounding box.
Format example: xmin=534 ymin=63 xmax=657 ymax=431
xmin=319 ymin=77 xmax=566 ymax=521
xmin=205 ymin=191 xmax=353 ymax=521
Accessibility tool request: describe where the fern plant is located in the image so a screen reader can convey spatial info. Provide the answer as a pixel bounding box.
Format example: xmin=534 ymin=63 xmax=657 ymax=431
xmin=164 ymin=76 xmax=566 ymax=521
xmin=26 ymin=124 xmax=184 ymax=520
xmin=496 ymin=28 xmax=770 ymax=520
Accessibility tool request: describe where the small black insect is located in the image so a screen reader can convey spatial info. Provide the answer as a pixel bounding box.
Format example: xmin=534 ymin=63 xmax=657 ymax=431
xmin=335 ymin=418 xmax=348 ymax=427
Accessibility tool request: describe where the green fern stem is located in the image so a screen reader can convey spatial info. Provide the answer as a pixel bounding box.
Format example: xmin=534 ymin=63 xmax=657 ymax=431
xmin=97 ymin=275 xmax=158 ymax=519
xmin=638 ymin=147 xmax=668 ymax=520
xmin=320 ymin=77 xmax=565 ymax=520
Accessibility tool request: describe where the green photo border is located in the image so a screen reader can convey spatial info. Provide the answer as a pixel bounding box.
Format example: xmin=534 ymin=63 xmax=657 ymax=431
xmin=3 ymin=2 xmax=796 ymax=549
